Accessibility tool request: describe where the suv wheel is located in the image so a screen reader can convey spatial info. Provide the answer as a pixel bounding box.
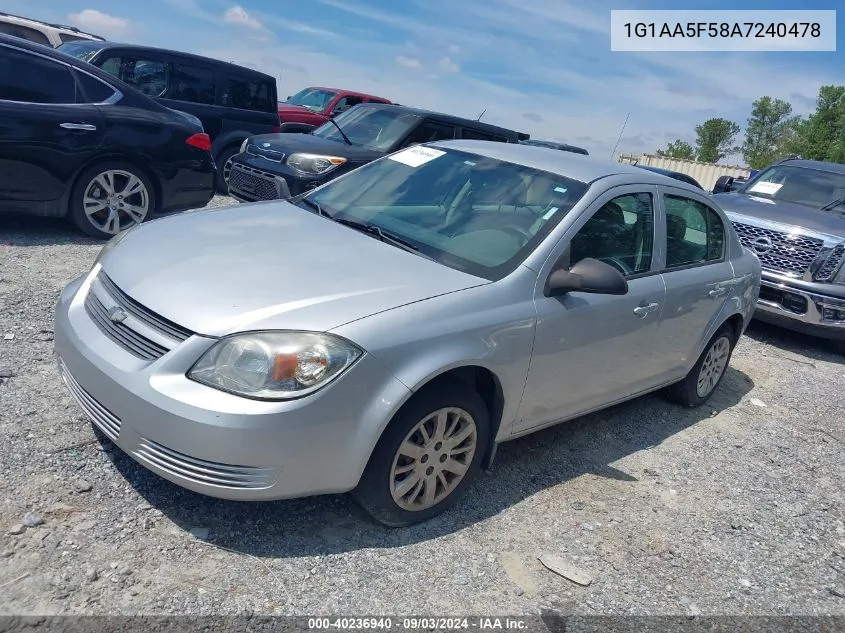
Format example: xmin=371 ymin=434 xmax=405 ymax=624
xmin=215 ymin=145 xmax=239 ymax=193
xmin=69 ymin=162 xmax=155 ymax=239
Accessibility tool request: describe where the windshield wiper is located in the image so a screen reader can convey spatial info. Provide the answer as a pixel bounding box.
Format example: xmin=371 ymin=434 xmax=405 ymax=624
xmin=328 ymin=117 xmax=353 ymax=145
xmin=333 ymin=217 xmax=434 ymax=259
xmin=298 ymin=197 xmax=332 ymax=218
xmin=820 ymin=195 xmax=845 ymax=212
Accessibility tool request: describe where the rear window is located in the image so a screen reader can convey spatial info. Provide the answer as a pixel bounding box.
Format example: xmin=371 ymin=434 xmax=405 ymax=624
xmin=57 ymin=41 xmax=105 ymax=62
xmin=222 ymin=75 xmax=275 ymax=112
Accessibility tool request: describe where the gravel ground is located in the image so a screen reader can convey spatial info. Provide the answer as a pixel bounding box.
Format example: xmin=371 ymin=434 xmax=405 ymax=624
xmin=1 ymin=196 xmax=844 ymax=617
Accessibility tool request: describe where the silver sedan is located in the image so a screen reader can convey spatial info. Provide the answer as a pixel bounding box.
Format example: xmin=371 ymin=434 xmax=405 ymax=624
xmin=54 ymin=140 xmax=762 ymax=526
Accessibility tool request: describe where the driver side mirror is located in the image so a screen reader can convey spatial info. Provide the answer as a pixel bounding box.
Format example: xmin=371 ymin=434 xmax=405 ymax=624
xmin=712 ymin=175 xmax=734 ymax=194
xmin=544 ymin=258 xmax=629 ymax=297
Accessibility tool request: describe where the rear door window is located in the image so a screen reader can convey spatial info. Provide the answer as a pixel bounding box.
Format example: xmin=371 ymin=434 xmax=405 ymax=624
xmin=401 ymin=120 xmax=457 ymax=146
xmin=172 ymin=63 xmax=216 ymax=104
xmin=664 ymin=194 xmax=726 ymax=268
xmin=222 ymin=75 xmax=274 ymax=111
xmin=460 ymin=128 xmax=508 ymax=142
xmin=0 ymin=46 xmax=76 ymax=104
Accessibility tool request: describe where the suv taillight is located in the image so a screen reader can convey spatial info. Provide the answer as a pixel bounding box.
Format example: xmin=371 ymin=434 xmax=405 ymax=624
xmin=272 ymin=125 xmax=281 ymax=133
xmin=185 ymin=133 xmax=212 ymax=151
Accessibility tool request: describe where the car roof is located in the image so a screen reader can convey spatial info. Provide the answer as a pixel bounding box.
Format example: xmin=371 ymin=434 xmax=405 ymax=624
xmin=0 ymin=11 xmax=104 ymax=39
xmin=776 ymin=158 xmax=845 ymax=175
xmin=429 ymin=139 xmax=710 ymax=189
xmin=521 ymin=139 xmax=589 ymax=155
xmin=55 ymin=40 xmax=276 ymax=81
xmin=355 ymin=103 xmax=527 ymax=138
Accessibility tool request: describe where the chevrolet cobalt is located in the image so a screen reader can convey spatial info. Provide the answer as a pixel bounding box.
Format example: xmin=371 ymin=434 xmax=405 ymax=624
xmin=54 ymin=140 xmax=761 ymax=526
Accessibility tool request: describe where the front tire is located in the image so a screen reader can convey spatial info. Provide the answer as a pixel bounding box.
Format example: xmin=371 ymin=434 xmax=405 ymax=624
xmin=666 ymin=323 xmax=736 ymax=407
xmin=69 ymin=162 xmax=155 ymax=240
xmin=352 ymin=381 xmax=490 ymax=527
xmin=215 ymin=145 xmax=239 ymax=193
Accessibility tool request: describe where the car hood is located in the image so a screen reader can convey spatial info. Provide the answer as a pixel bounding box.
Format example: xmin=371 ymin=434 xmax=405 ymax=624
xmin=713 ymin=192 xmax=845 ymax=238
xmin=277 ymin=103 xmax=324 ymax=117
xmin=98 ymin=202 xmax=487 ymax=337
xmin=247 ymin=133 xmax=384 ymax=161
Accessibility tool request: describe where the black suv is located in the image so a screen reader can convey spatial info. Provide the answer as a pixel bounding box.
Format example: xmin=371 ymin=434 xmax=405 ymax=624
xmin=227 ymin=103 xmax=529 ymax=202
xmin=57 ymin=41 xmax=281 ymax=191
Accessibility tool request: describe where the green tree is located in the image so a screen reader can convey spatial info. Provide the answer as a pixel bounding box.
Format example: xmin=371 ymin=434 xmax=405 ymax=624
xmin=790 ymin=85 xmax=845 ymax=163
xmin=657 ymin=139 xmax=695 ymax=160
xmin=695 ymin=118 xmax=741 ymax=163
xmin=742 ymin=97 xmax=802 ymax=169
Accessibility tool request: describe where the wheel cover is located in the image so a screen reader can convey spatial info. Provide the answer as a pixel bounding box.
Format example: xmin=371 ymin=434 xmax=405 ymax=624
xmin=83 ymin=169 xmax=150 ymax=235
xmin=389 ymin=407 xmax=478 ymax=512
xmin=696 ymin=335 xmax=731 ymax=398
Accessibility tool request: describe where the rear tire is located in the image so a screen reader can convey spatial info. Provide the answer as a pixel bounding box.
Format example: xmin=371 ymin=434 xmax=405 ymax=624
xmin=69 ymin=161 xmax=155 ymax=240
xmin=666 ymin=323 xmax=736 ymax=407
xmin=352 ymin=381 xmax=490 ymax=527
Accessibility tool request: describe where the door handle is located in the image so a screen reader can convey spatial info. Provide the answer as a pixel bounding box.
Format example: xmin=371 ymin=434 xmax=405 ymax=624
xmin=60 ymin=123 xmax=97 ymax=131
xmin=709 ymin=287 xmax=729 ymax=298
xmin=633 ymin=302 xmax=659 ymax=317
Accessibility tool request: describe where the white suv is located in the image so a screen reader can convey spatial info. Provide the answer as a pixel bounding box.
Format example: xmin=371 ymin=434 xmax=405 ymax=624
xmin=0 ymin=12 xmax=104 ymax=48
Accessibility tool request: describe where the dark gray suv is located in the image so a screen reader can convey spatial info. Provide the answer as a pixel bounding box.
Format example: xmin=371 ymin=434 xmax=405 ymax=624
xmin=712 ymin=159 xmax=845 ymax=350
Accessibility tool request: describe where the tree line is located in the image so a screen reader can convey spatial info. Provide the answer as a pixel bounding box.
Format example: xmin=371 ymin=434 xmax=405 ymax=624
xmin=655 ymin=85 xmax=845 ymax=169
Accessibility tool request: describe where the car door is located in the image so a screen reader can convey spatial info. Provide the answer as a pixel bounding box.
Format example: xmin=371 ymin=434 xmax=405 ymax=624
xmin=654 ymin=185 xmax=738 ymax=376
xmin=0 ymin=42 xmax=105 ymax=210
xmin=514 ymin=185 xmax=667 ymax=433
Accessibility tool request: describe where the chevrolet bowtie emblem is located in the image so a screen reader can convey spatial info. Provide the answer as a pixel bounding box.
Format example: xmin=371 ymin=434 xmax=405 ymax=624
xmin=107 ymin=306 xmax=128 ymax=324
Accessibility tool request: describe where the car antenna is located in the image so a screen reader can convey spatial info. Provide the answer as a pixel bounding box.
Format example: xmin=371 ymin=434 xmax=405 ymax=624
xmin=609 ymin=113 xmax=630 ymax=162
xmin=476 ymin=108 xmax=486 ymax=121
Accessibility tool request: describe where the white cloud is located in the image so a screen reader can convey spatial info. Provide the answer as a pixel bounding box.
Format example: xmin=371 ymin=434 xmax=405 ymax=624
xmin=66 ymin=9 xmax=132 ymax=38
xmin=439 ymin=57 xmax=460 ymax=73
xmin=395 ymin=56 xmax=424 ymax=70
xmin=223 ymin=5 xmax=263 ymax=30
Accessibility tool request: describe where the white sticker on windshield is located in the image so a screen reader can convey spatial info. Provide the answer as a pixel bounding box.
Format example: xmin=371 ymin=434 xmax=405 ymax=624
xmin=543 ymin=207 xmax=559 ymax=220
xmin=748 ymin=181 xmax=782 ymax=195
xmin=387 ymin=146 xmax=446 ymax=167
xmin=554 ymin=187 xmax=568 ymax=194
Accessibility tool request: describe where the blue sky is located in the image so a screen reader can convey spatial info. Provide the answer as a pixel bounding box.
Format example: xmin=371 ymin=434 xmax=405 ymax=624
xmin=3 ymin=0 xmax=843 ymax=164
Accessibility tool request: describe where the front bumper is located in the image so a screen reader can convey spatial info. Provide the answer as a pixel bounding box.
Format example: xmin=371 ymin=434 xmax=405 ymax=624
xmin=753 ymin=271 xmax=845 ymax=341
xmin=53 ymin=272 xmax=412 ymax=501
xmin=227 ymin=153 xmax=323 ymax=202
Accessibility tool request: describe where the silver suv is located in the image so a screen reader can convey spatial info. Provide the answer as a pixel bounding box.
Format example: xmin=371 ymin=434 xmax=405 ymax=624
xmin=0 ymin=12 xmax=104 ymax=48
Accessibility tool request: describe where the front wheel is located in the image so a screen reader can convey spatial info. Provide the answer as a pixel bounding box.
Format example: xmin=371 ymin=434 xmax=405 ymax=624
xmin=666 ymin=323 xmax=736 ymax=407
xmin=69 ymin=162 xmax=155 ymax=240
xmin=215 ymin=145 xmax=240 ymax=193
xmin=352 ymin=382 xmax=490 ymax=527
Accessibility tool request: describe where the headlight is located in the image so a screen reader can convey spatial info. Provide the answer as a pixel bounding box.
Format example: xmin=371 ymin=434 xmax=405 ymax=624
xmin=286 ymin=153 xmax=347 ymax=176
xmin=239 ymin=138 xmax=249 ymax=153
xmin=188 ymin=331 xmax=363 ymax=400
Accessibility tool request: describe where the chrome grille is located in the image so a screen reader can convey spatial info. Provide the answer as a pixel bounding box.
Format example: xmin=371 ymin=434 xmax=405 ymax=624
xmin=732 ymin=222 xmax=824 ymax=277
xmin=229 ymin=165 xmax=281 ymax=201
xmin=59 ymin=358 xmax=121 ymax=441
xmin=816 ymin=243 xmax=845 ymax=281
xmin=134 ymin=437 xmax=280 ymax=489
xmin=84 ymin=272 xmax=193 ymax=361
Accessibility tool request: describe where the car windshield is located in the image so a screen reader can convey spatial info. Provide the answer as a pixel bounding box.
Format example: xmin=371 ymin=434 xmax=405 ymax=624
xmin=286 ymin=88 xmax=337 ymax=111
xmin=740 ymin=164 xmax=845 ymax=212
xmin=310 ymin=106 xmax=421 ymax=152
xmin=56 ymin=41 xmax=102 ymax=62
xmin=301 ymin=145 xmax=590 ymax=280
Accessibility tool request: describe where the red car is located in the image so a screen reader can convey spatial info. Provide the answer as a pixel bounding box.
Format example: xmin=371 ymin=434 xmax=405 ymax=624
xmin=277 ymin=86 xmax=392 ymax=132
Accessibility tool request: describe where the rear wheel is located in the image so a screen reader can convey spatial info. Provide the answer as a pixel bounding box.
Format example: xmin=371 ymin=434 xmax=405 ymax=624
xmin=352 ymin=381 xmax=490 ymax=527
xmin=666 ymin=323 xmax=736 ymax=407
xmin=69 ymin=162 xmax=155 ymax=240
